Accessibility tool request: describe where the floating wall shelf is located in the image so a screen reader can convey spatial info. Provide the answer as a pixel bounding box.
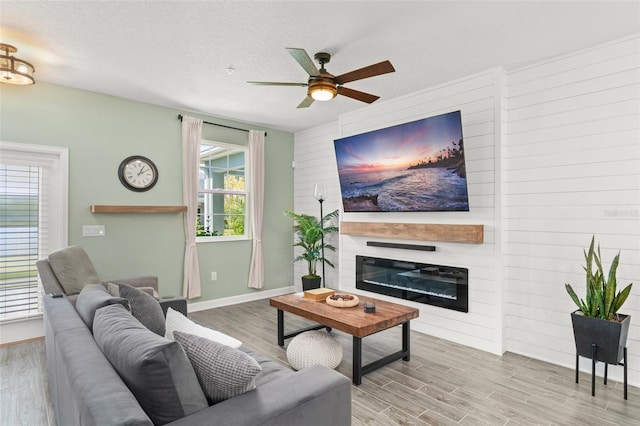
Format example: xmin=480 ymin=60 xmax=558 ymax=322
xmin=340 ymin=222 xmax=484 ymax=244
xmin=90 ymin=205 xmax=187 ymax=214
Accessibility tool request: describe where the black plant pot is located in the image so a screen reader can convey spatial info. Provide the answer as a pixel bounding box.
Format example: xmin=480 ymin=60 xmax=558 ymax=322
xmin=301 ymin=276 xmax=321 ymax=291
xmin=570 ymin=310 xmax=630 ymax=365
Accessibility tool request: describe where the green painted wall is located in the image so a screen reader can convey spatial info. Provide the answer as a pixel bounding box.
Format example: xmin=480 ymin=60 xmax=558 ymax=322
xmin=0 ymin=82 xmax=294 ymax=302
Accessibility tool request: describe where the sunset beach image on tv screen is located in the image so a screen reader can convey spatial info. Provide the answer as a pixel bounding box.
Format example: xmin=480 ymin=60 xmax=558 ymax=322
xmin=333 ymin=110 xmax=469 ymax=212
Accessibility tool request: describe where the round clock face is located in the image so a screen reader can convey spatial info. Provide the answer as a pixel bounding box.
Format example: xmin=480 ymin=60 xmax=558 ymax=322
xmin=118 ymin=155 xmax=158 ymax=192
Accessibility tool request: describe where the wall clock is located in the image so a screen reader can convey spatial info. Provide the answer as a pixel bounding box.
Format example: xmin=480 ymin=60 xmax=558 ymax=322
xmin=118 ymin=155 xmax=158 ymax=192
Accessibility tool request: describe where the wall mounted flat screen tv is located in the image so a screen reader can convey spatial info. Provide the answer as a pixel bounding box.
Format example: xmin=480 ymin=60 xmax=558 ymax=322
xmin=333 ymin=110 xmax=469 ymax=212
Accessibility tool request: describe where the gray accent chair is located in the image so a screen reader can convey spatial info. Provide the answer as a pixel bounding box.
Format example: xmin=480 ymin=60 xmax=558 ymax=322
xmin=37 ymin=245 xmax=158 ymax=306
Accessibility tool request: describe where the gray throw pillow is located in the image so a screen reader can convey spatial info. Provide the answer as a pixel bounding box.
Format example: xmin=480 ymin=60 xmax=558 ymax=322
xmin=108 ymin=283 xmax=156 ymax=298
xmin=75 ymin=284 xmax=130 ymax=330
xmin=48 ymin=246 xmax=101 ymax=295
xmin=93 ymin=304 xmax=208 ymax=425
xmin=118 ymin=283 xmax=165 ymax=336
xmin=174 ymin=331 xmax=262 ymax=404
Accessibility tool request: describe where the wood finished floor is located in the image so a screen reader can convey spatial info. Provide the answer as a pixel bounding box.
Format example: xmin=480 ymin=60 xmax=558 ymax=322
xmin=2 ymin=298 xmax=638 ymax=425
xmin=0 ymin=338 xmax=55 ymax=426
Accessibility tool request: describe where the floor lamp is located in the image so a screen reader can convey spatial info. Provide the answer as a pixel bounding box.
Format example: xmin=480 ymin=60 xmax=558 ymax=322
xmin=314 ymin=184 xmax=326 ymax=288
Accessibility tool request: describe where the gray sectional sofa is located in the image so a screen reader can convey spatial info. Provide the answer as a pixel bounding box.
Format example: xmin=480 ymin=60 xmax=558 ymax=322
xmin=43 ymin=291 xmax=351 ymax=426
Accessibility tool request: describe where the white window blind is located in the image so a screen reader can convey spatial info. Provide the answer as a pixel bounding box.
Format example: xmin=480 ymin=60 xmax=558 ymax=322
xmin=0 ymin=142 xmax=68 ymax=322
xmin=0 ymin=164 xmax=42 ymax=319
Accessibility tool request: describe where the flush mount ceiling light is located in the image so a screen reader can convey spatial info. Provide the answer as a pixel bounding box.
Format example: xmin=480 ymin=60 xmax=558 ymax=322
xmin=0 ymin=43 xmax=36 ymax=85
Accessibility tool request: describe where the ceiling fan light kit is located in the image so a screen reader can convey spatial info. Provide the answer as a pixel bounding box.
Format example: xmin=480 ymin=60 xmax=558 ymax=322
xmin=248 ymin=47 xmax=394 ymax=108
xmin=0 ymin=43 xmax=35 ymax=85
xmin=309 ymin=79 xmax=337 ymax=101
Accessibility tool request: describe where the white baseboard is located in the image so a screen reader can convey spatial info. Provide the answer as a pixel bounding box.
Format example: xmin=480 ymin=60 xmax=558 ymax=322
xmin=0 ymin=316 xmax=44 ymax=345
xmin=187 ymin=286 xmax=296 ymax=313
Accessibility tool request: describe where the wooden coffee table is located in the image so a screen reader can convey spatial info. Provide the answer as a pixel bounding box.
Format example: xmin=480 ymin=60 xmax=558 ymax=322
xmin=269 ymin=293 xmax=419 ymax=385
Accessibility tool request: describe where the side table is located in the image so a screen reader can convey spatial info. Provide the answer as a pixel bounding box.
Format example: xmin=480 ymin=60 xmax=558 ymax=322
xmin=158 ymin=295 xmax=187 ymax=316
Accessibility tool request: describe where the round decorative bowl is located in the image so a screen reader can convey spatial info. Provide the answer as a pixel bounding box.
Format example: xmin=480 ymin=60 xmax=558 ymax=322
xmin=326 ymin=294 xmax=359 ymax=308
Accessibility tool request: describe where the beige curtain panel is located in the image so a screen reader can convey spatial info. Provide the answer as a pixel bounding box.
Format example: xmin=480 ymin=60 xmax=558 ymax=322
xmin=181 ymin=115 xmax=203 ymax=299
xmin=247 ymin=130 xmax=265 ymax=289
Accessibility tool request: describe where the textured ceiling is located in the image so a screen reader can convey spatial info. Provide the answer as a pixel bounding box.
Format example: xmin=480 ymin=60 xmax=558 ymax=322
xmin=1 ymin=1 xmax=639 ymax=133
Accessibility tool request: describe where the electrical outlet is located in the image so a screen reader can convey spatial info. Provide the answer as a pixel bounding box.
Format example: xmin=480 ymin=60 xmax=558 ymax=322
xmin=211 ymin=272 xmax=217 ymax=281
xmin=82 ymin=225 xmax=105 ymax=237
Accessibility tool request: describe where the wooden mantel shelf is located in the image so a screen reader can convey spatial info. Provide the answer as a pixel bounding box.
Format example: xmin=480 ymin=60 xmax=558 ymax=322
xmin=90 ymin=205 xmax=187 ymax=214
xmin=340 ymin=222 xmax=484 ymax=244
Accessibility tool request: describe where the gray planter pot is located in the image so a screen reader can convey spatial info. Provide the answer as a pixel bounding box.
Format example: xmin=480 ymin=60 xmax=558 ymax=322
xmin=302 ymin=276 xmax=321 ymax=291
xmin=570 ymin=310 xmax=630 ymax=365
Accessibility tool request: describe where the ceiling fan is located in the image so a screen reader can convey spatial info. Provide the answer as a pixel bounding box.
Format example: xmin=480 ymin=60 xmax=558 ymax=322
xmin=248 ymin=48 xmax=395 ymax=108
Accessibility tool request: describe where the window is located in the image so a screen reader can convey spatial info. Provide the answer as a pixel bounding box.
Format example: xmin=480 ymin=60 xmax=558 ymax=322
xmin=0 ymin=165 xmax=39 ymax=319
xmin=0 ymin=142 xmax=68 ymax=322
xmin=197 ymin=140 xmax=249 ymax=241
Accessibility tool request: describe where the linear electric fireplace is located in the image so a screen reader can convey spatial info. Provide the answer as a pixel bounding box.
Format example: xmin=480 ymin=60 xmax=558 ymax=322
xmin=356 ymin=255 xmax=468 ymax=312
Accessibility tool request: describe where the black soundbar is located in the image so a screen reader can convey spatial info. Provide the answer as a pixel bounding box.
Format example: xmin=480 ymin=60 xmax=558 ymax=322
xmin=366 ymin=241 xmax=436 ymax=251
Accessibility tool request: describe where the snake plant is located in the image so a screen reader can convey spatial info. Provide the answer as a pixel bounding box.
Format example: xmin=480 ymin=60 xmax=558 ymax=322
xmin=565 ymin=236 xmax=633 ymax=321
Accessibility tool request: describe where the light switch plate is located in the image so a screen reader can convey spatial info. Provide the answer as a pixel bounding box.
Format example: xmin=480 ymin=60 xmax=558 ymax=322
xmin=82 ymin=225 xmax=105 ymax=237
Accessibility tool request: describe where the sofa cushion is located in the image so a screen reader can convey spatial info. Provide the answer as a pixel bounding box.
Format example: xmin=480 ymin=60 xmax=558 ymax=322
xmin=240 ymin=345 xmax=294 ymax=388
xmin=164 ymin=308 xmax=241 ymax=348
xmin=118 ymin=283 xmax=165 ymax=336
xmin=48 ymin=245 xmax=101 ymax=295
xmin=93 ymin=304 xmax=208 ymax=425
xmin=75 ymin=284 xmax=130 ymax=330
xmin=173 ymin=331 xmax=261 ymax=404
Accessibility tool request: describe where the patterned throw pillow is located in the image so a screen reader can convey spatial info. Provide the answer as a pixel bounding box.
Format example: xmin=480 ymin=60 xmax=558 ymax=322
xmin=164 ymin=307 xmax=242 ymax=348
xmin=173 ymin=331 xmax=262 ymax=404
xmin=118 ymin=283 xmax=165 ymax=336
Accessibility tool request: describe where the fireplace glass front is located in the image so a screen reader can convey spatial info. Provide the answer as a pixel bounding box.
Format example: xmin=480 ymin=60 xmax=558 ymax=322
xmin=356 ymin=255 xmax=468 ymax=312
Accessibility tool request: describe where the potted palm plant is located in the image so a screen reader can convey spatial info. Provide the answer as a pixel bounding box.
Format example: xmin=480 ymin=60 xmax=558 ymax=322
xmin=565 ymin=236 xmax=633 ymax=365
xmin=284 ymin=209 xmax=339 ymax=290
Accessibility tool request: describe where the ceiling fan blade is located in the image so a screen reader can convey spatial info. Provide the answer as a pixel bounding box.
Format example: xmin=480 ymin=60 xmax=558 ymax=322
xmin=335 ymin=60 xmax=395 ymax=84
xmin=247 ymin=81 xmax=308 ymax=87
xmin=286 ymin=48 xmax=320 ymax=77
xmin=337 ymin=86 xmax=380 ymax=104
xmin=297 ymin=96 xmax=315 ymax=108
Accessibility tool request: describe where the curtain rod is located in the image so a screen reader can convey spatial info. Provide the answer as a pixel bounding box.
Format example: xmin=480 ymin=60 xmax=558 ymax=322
xmin=177 ymin=114 xmax=266 ymax=136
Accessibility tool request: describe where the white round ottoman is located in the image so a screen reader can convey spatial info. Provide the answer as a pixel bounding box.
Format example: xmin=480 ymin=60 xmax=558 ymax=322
xmin=286 ymin=330 xmax=343 ymax=371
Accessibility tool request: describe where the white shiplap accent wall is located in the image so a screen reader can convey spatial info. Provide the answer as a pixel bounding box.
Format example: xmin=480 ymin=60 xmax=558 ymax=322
xmin=293 ymin=34 xmax=640 ymax=386
xmin=295 ymin=68 xmax=506 ymax=355
xmin=504 ymin=35 xmax=640 ymax=386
